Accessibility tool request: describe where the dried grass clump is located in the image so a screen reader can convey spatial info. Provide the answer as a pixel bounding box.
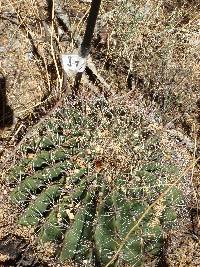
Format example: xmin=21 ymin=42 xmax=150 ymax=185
xmin=99 ymin=0 xmax=200 ymax=123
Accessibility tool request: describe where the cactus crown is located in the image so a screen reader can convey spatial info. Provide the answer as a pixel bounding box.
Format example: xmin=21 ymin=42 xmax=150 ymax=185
xmin=8 ymin=102 xmax=184 ymax=266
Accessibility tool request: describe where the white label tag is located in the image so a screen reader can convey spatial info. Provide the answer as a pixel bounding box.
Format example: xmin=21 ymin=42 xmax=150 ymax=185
xmin=61 ymin=54 xmax=86 ymax=74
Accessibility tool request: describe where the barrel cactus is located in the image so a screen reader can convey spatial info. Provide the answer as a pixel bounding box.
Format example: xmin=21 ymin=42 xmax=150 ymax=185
xmin=8 ymin=102 xmax=184 ymax=266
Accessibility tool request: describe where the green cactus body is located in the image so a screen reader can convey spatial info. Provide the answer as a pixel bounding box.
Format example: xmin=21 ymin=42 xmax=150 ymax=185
xmin=39 ymin=209 xmax=65 ymax=243
xmin=11 ymin=161 xmax=72 ymax=204
xmin=60 ymin=192 xmax=95 ymax=262
xmin=19 ymin=184 xmax=61 ymax=225
xmin=94 ymin=195 xmax=117 ymax=265
xmin=8 ymin=106 xmax=184 ymax=266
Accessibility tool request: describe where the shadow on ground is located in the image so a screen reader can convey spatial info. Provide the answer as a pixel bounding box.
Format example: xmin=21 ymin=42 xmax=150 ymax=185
xmin=0 ymin=74 xmax=14 ymax=129
xmin=0 ymin=234 xmax=48 ymax=266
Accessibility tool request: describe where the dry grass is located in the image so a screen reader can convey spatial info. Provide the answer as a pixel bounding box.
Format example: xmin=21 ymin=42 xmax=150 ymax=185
xmin=95 ymin=0 xmax=200 ymax=123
